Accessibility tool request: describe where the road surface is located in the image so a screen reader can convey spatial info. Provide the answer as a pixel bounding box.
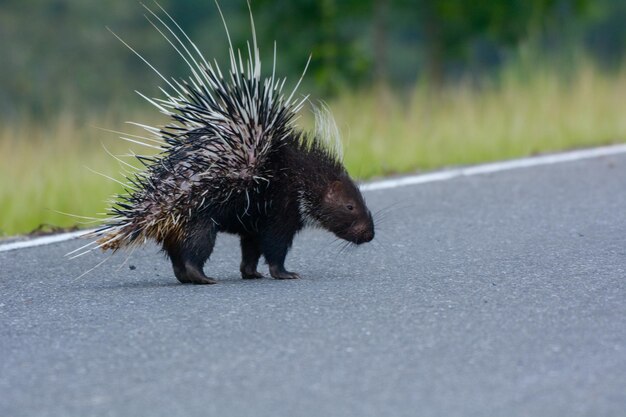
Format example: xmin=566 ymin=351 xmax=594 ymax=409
xmin=2 ymin=149 xmax=626 ymax=417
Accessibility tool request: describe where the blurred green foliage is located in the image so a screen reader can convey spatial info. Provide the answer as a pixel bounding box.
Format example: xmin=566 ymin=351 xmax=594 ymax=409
xmin=0 ymin=0 xmax=624 ymax=119
xmin=254 ymin=0 xmax=593 ymax=88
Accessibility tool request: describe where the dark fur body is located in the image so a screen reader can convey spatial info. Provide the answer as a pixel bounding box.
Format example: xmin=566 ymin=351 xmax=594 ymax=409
xmin=160 ymin=133 xmax=374 ymax=284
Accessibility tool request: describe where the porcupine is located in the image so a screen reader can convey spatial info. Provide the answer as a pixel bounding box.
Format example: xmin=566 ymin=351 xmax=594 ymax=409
xmin=90 ymin=4 xmax=375 ymax=284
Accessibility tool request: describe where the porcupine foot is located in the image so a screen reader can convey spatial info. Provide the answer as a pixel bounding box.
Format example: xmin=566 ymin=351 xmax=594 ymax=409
xmin=166 ymin=226 xmax=217 ymax=285
xmin=262 ymin=230 xmax=300 ymax=280
xmin=269 ymin=265 xmax=301 ymax=280
xmin=173 ymin=262 xmax=218 ymax=285
xmin=240 ymin=235 xmax=264 ymax=279
xmin=241 ymin=270 xmax=264 ymax=279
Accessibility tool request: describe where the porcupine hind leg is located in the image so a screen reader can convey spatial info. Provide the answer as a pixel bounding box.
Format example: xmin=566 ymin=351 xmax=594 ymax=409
xmin=240 ymin=235 xmax=263 ymax=279
xmin=261 ymin=231 xmax=300 ymax=280
xmin=164 ymin=225 xmax=218 ymax=285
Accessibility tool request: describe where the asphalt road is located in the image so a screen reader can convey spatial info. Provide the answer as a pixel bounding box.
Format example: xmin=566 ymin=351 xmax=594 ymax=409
xmin=2 ymin=152 xmax=626 ymax=417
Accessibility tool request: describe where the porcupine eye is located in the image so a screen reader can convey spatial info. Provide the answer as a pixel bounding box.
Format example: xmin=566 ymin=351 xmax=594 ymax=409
xmin=346 ymin=204 xmax=354 ymax=211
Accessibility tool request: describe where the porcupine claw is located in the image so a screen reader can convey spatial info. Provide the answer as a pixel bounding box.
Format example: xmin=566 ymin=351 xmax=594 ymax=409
xmin=269 ymin=265 xmax=301 ymax=280
xmin=241 ymin=271 xmax=264 ymax=279
xmin=173 ymin=262 xmax=217 ymax=285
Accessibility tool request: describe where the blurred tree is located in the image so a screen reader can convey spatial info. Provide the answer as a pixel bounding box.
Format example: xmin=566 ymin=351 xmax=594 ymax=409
xmin=251 ymin=0 xmax=593 ymax=90
xmin=0 ymin=0 xmax=168 ymax=118
xmin=398 ymin=0 xmax=592 ymax=84
xmin=373 ymin=0 xmax=390 ymax=86
xmin=0 ymin=0 xmax=245 ymax=119
xmin=1 ymin=0 xmax=620 ymax=119
xmin=251 ymin=0 xmax=371 ymax=95
xmin=580 ymin=0 xmax=626 ymax=68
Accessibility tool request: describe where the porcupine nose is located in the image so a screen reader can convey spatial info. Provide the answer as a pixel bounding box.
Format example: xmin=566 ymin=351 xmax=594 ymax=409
xmin=355 ymin=212 xmax=375 ymax=244
xmin=354 ymin=222 xmax=374 ymax=244
xmin=361 ymin=229 xmax=374 ymax=243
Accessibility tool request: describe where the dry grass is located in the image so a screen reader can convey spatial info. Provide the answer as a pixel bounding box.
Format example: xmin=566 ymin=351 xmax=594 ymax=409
xmin=0 ymin=112 xmax=154 ymax=236
xmin=2 ymin=63 xmax=626 ymax=236
xmin=335 ymin=63 xmax=626 ymax=178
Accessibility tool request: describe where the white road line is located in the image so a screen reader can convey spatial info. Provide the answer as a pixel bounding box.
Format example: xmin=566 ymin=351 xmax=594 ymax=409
xmin=361 ymin=143 xmax=626 ymax=191
xmin=1 ymin=143 xmax=625 ymax=253
xmin=0 ymin=229 xmax=94 ymax=253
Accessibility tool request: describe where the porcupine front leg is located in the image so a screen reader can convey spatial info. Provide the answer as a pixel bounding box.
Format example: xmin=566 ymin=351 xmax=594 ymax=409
xmin=164 ymin=224 xmax=218 ymax=285
xmin=261 ymin=231 xmax=300 ymax=280
xmin=240 ymin=235 xmax=263 ymax=279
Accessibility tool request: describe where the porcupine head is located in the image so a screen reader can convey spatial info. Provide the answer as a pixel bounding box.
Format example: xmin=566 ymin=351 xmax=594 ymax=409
xmin=83 ymin=3 xmax=374 ymax=284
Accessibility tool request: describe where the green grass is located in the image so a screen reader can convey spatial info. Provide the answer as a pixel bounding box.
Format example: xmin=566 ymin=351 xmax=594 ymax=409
xmin=2 ymin=62 xmax=626 ymax=237
xmin=0 ymin=113 xmax=133 ymax=236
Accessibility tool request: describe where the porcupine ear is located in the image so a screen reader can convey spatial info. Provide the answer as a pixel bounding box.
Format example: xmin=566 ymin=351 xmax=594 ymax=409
xmin=323 ymin=180 xmax=345 ymax=206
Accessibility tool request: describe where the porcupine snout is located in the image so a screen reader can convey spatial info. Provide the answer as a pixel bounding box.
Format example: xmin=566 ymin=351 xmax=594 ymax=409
xmin=352 ymin=212 xmax=375 ymax=244
xmin=336 ymin=210 xmax=375 ymax=245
